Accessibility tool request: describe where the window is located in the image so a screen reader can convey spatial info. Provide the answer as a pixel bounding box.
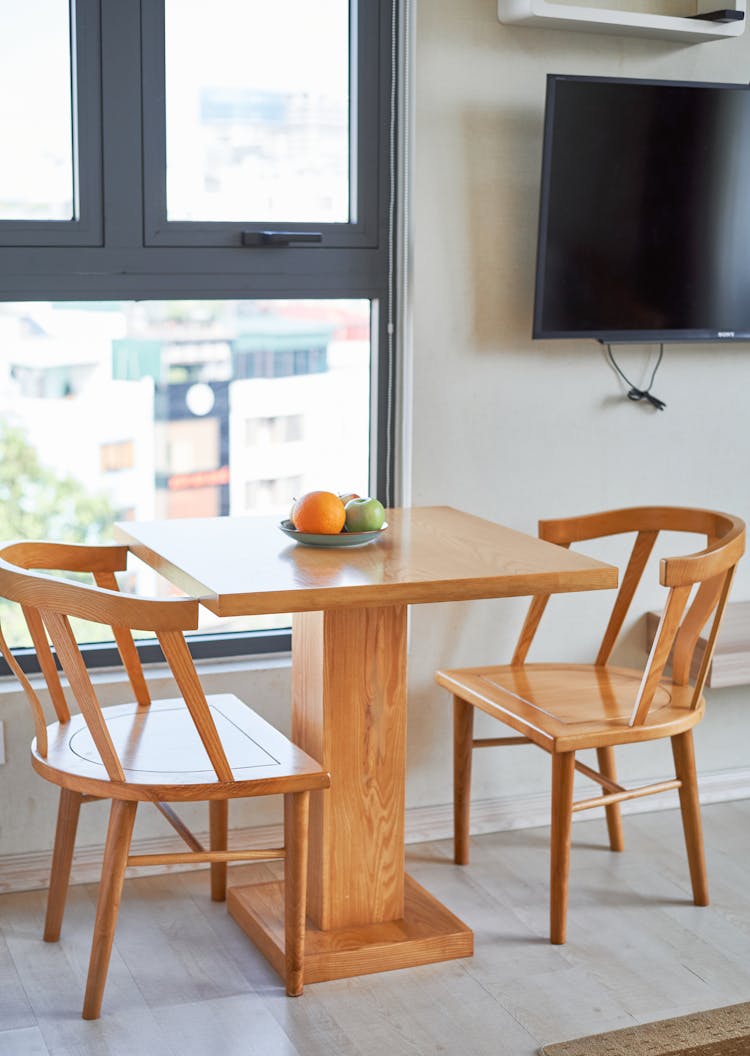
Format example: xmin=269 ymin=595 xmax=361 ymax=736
xmin=1 ymin=3 xmax=73 ymax=221
xmin=162 ymin=0 xmax=350 ymax=224
xmin=0 ymin=0 xmax=397 ymax=666
xmin=0 ymin=0 xmax=102 ymax=246
xmin=101 ymin=441 xmax=135 ymax=473
xmin=141 ymin=0 xmax=383 ymax=248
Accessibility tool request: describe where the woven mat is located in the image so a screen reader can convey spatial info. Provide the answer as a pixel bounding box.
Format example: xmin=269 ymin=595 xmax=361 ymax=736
xmin=538 ymin=1003 xmax=750 ymax=1056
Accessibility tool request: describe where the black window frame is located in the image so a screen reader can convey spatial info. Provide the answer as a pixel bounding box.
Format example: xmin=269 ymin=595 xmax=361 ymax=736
xmin=0 ymin=0 xmax=398 ymax=675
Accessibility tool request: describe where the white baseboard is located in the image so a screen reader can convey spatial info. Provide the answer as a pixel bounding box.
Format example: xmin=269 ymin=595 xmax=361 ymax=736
xmin=2 ymin=767 xmax=750 ymax=896
xmin=402 ymin=766 xmax=750 ymax=845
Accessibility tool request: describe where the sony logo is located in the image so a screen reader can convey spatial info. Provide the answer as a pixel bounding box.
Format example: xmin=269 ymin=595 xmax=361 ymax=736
xmin=718 ymin=331 xmax=735 ymax=338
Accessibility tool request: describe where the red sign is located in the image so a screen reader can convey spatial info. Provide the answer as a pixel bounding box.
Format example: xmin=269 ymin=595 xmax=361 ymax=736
xmin=167 ymin=466 xmax=230 ymax=491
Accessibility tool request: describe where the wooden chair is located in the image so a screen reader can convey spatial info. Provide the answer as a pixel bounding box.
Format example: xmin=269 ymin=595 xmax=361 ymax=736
xmin=435 ymin=507 xmax=745 ymax=944
xmin=0 ymin=541 xmax=329 ymax=1019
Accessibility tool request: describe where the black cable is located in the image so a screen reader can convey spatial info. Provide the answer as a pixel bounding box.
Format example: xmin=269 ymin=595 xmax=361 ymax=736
xmin=606 ymin=344 xmax=667 ymax=411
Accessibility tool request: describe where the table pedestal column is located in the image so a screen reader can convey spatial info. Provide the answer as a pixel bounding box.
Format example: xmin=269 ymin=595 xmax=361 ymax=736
xmin=227 ymin=606 xmax=473 ymax=983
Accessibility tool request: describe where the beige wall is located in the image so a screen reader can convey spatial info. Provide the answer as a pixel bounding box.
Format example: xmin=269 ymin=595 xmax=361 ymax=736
xmin=406 ymin=0 xmax=750 ymax=806
xmin=0 ymin=663 xmax=293 ymax=859
xmin=1 ymin=2 xmax=750 ymax=869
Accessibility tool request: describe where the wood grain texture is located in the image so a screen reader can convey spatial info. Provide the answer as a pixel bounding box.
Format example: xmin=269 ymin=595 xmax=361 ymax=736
xmin=690 ymin=566 xmax=738 ymax=708
xmin=672 ymin=729 xmax=709 ymax=907
xmin=453 ymin=696 xmax=474 ymax=866
xmin=112 ymin=507 xmax=615 ymax=982
xmin=511 ymin=592 xmax=556 ymax=666
xmin=114 ymin=506 xmax=618 ymax=618
xmin=0 ymin=555 xmax=199 ymax=631
xmin=209 ymin=800 xmax=228 ymax=902
xmin=550 ymin=752 xmax=575 ymax=944
xmin=571 ymin=779 xmax=681 ymax=813
xmin=671 ymin=574 xmax=725 ymax=685
xmin=43 ymin=609 xmax=126 ymax=782
xmin=22 ymin=604 xmax=70 ymax=724
xmin=595 ymin=746 xmax=624 ymax=852
xmin=595 ymin=530 xmax=658 ymax=667
xmin=227 ymin=872 xmax=473 ymax=985
xmin=157 ymin=629 xmax=234 ymax=782
xmin=31 ymin=695 xmax=330 ymax=801
xmin=155 ymin=801 xmax=206 ymax=853
xmin=93 ymin=569 xmax=152 ymax=707
xmin=538 ymin=506 xmax=743 ymax=555
xmin=0 ymin=540 xmax=331 ymax=1018
xmin=82 ymin=799 xmax=138 ymax=1019
xmin=0 ymin=540 xmax=129 ymax=573
xmin=646 ymin=598 xmax=750 ymax=690
xmin=438 ymin=505 xmax=745 ymax=948
xmin=284 ymin=791 xmax=310 ymax=996
xmin=631 ymin=584 xmax=692 ymax=726
xmin=290 ymin=606 xmax=408 ymax=929
xmin=436 ymin=664 xmax=703 ymax=752
xmin=42 ymin=789 xmax=83 ymax=942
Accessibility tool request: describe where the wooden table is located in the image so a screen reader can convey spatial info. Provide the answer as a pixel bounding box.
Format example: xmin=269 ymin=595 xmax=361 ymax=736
xmin=115 ymin=506 xmax=617 ymax=984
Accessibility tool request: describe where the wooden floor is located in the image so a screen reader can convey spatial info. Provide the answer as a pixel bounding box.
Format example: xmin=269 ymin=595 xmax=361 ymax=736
xmin=2 ymin=800 xmax=750 ymax=1055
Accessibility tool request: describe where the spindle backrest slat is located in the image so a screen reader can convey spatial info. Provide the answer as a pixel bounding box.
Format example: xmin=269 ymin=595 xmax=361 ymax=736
xmin=595 ymin=530 xmax=658 ymax=667
xmin=690 ymin=564 xmax=737 ymax=709
xmin=630 ymin=583 xmax=691 ymax=726
xmin=671 ymin=574 xmax=724 ymax=686
xmin=0 ymin=621 xmax=48 ymax=756
xmin=22 ymin=603 xmax=71 ymax=723
xmin=0 ymin=542 xmax=207 ymax=784
xmin=156 ymin=629 xmax=234 ymax=782
xmin=93 ymin=570 xmax=151 ymax=707
xmin=515 ymin=507 xmax=745 ymax=727
xmin=42 ymin=609 xmax=126 ymax=782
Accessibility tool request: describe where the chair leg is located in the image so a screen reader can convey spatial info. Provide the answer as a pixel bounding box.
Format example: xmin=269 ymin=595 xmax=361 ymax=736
xmin=44 ymin=788 xmax=84 ymax=942
xmin=550 ymin=751 xmax=575 ymax=945
xmin=284 ymin=790 xmax=310 ymax=997
xmin=672 ymin=729 xmax=709 ymax=907
xmin=596 ymin=746 xmax=624 ymax=853
xmin=209 ymin=800 xmax=228 ymax=902
xmin=454 ymin=695 xmax=474 ymax=865
xmin=82 ymin=799 xmax=137 ymax=1020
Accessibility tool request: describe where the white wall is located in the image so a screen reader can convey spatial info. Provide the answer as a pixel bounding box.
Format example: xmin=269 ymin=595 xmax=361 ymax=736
xmin=2 ymin=1 xmax=750 ymax=875
xmin=405 ymin=0 xmax=750 ymax=808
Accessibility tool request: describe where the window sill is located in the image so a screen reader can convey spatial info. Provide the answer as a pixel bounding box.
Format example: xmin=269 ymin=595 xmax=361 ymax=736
xmin=0 ymin=649 xmax=291 ymax=694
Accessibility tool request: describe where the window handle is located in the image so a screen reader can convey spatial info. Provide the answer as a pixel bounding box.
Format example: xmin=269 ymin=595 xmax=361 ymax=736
xmin=241 ymin=231 xmax=323 ymax=247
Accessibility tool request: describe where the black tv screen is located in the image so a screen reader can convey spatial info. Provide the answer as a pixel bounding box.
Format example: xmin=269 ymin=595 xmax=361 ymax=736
xmin=533 ymin=74 xmax=750 ymax=343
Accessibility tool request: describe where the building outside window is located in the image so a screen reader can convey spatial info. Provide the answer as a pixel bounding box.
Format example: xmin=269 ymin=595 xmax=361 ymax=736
xmin=0 ymin=0 xmax=398 ymax=662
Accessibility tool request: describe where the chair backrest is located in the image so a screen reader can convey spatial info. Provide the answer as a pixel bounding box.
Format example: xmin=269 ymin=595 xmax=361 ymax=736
xmin=0 ymin=541 xmax=234 ymax=782
xmin=511 ymin=507 xmax=746 ymax=727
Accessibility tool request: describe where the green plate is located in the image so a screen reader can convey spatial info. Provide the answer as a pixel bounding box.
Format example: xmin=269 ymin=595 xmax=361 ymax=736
xmin=279 ymin=520 xmax=388 ymax=548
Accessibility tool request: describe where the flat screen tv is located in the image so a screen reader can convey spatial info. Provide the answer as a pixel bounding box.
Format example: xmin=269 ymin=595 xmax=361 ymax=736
xmin=533 ymin=74 xmax=750 ymax=343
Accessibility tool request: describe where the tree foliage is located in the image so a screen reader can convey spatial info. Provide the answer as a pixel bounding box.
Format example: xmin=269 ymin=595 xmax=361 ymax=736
xmin=0 ymin=422 xmax=116 ymax=646
xmin=0 ymin=421 xmax=114 ymax=543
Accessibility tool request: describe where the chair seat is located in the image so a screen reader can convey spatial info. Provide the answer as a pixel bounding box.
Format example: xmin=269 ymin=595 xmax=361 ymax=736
xmin=436 ymin=663 xmax=704 ymax=752
xmin=31 ymin=694 xmax=329 ymax=801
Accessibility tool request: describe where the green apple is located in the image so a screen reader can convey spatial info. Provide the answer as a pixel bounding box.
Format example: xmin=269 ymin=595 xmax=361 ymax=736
xmin=345 ymin=496 xmax=385 ymax=533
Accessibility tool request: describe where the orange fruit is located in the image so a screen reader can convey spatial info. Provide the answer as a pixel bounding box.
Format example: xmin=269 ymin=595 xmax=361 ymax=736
xmin=292 ymin=491 xmax=346 ymax=534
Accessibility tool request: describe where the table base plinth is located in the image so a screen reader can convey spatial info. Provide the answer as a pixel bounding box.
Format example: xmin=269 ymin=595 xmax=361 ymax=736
xmin=227 ymin=873 xmax=473 ymax=984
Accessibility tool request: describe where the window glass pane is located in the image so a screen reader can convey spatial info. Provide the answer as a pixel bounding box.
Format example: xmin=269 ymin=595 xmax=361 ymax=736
xmin=0 ymin=298 xmax=371 ymax=645
xmin=164 ymin=0 xmax=350 ymax=222
xmin=0 ymin=2 xmax=74 ymax=220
